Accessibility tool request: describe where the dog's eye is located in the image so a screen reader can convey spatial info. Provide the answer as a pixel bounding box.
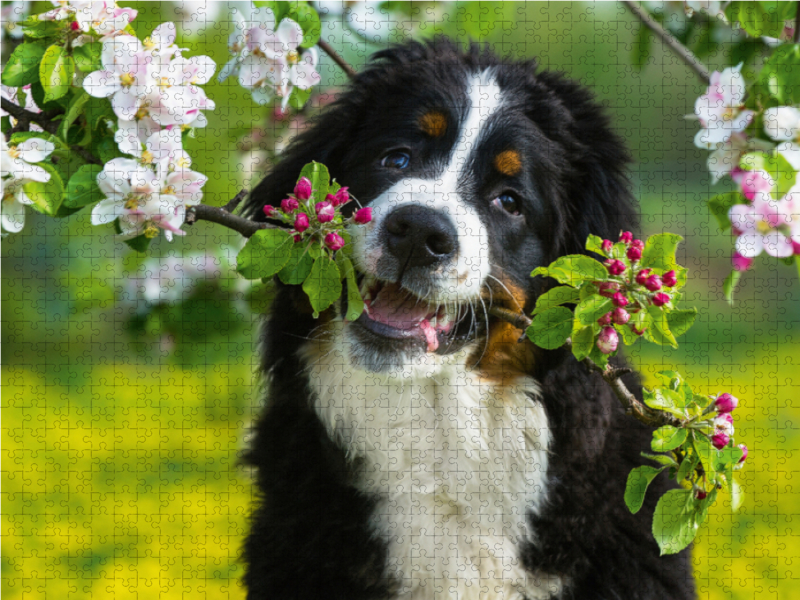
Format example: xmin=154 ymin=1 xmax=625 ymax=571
xmin=492 ymin=193 xmax=520 ymax=216
xmin=381 ymin=151 xmax=411 ymax=170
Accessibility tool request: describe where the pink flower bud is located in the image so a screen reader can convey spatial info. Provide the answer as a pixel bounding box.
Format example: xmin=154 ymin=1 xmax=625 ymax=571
xmin=696 ymin=490 xmax=707 ymax=500
xmin=315 ymin=201 xmax=335 ymax=223
xmin=711 ymin=432 xmax=730 ymax=450
xmin=612 ymin=292 xmax=629 ymax=308
xmin=644 ymin=274 xmax=662 ymax=292
xmin=325 ymin=193 xmax=337 ymax=204
xmin=651 ymin=292 xmax=670 ymax=307
xmin=324 ymin=232 xmax=345 ymax=251
xmin=354 ymin=207 xmax=372 ymax=224
xmin=598 ymin=312 xmax=613 ymax=326
xmin=294 ymin=177 xmax=312 ymax=201
xmin=263 ymin=205 xmax=277 ymax=217
xmin=631 ymin=324 xmax=646 ymax=336
xmin=612 ymin=307 xmax=630 ymax=324
xmin=334 ymin=187 xmax=350 ymax=207
xmin=597 ymin=282 xmax=620 ymax=298
xmin=294 ymin=212 xmax=309 ymax=233
xmin=601 ymin=239 xmax=613 ymax=254
xmin=293 ymin=234 xmax=302 ymax=243
xmin=597 ymin=326 xmax=619 ymax=354
xmin=70 ymin=20 xmax=80 ymax=31
xmin=607 ymin=259 xmax=626 ymax=276
xmin=631 ymin=239 xmax=644 ymax=250
xmin=619 ymin=231 xmax=633 ymax=244
xmin=732 ymin=251 xmax=753 ymax=272
xmin=714 ymin=413 xmax=734 ymax=436
xmin=626 ymin=246 xmax=642 ymax=261
xmin=635 ymin=268 xmax=652 ymax=286
xmin=662 ymin=270 xmax=677 ymax=287
xmin=281 ymin=198 xmax=299 ymax=213
xmin=738 ymin=444 xmax=748 ymax=463
xmin=715 ymin=393 xmax=738 ymax=414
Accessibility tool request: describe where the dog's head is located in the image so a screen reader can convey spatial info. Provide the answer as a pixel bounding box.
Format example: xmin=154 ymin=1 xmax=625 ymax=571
xmin=247 ymin=39 xmax=636 ymax=375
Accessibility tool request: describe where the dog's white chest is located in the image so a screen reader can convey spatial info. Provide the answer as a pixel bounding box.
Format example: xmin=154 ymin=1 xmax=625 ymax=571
xmin=305 ymin=330 xmax=561 ymax=599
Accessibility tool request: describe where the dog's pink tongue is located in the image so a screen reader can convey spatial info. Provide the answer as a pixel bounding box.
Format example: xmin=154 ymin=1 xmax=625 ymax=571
xmin=367 ymin=283 xmax=439 ymax=352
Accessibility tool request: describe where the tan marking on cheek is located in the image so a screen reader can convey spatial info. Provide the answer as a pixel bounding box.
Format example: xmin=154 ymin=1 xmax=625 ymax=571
xmin=418 ymin=111 xmax=447 ymax=138
xmin=494 ymin=150 xmax=522 ymax=177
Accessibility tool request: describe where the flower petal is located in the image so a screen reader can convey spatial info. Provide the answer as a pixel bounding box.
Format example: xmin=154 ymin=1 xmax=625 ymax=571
xmin=16 ymin=138 xmax=55 ymax=163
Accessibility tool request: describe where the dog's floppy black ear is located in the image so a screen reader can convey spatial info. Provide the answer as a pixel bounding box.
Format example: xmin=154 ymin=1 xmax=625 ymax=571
xmin=243 ymin=101 xmax=358 ymax=221
xmin=524 ymin=69 xmax=638 ymax=257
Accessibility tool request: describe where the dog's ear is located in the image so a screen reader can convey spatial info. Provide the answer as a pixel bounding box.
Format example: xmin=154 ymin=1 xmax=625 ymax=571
xmin=243 ymin=100 xmax=359 ymax=221
xmin=523 ymin=68 xmax=638 ymax=257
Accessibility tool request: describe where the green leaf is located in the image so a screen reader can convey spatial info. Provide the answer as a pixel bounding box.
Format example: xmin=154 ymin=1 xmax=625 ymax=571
xmin=585 ymin=234 xmax=606 ymax=255
xmin=643 ymin=387 xmax=687 ymax=418
xmin=21 ymin=162 xmax=64 ymax=216
xmin=692 ymin=432 xmax=718 ymax=482
xmin=645 ymin=305 xmax=677 ymax=348
xmin=625 ymin=465 xmax=664 ymax=514
xmin=65 ymin=164 xmax=103 ymax=209
xmin=123 ymin=233 xmax=153 ymax=253
xmin=571 ymin=325 xmax=595 ymax=361
xmin=740 ymin=151 xmax=797 ymax=198
xmin=730 ymin=477 xmax=744 ymax=511
xmin=652 ymin=489 xmax=698 ymax=555
xmin=640 ymin=233 xmax=683 ymax=272
xmin=728 ymin=1 xmax=795 ymax=38
xmin=641 ymin=452 xmax=679 ymax=468
xmin=708 ymin=192 xmax=743 ymax=232
xmin=536 ymin=255 xmax=608 ymax=286
xmin=759 ymin=44 xmax=800 ymax=105
xmin=526 ymin=306 xmax=573 ymax=350
xmin=652 ymin=426 xmax=688 ymax=452
xmin=302 ymin=256 xmax=342 ymax=317
xmin=298 ymin=161 xmax=329 ymax=203
xmin=21 ymin=16 xmax=64 ymax=39
xmin=617 ymin=322 xmax=640 ymax=346
xmin=533 ymin=286 xmax=581 ymax=314
xmin=575 ymin=294 xmax=613 ymax=326
xmin=40 ymin=45 xmax=74 ymax=103
xmin=236 ymin=228 xmax=294 ymax=279
xmin=723 ymin=269 xmax=742 ymax=305
xmin=58 ymin=89 xmax=90 ymax=141
xmin=341 ymin=256 xmax=365 ymax=321
xmin=666 ymin=308 xmax=697 ymax=338
xmin=73 ymin=42 xmax=103 ymax=73
xmin=587 ymin=342 xmax=610 ymax=369
xmin=291 ymin=2 xmax=322 ymax=48
xmin=288 ymin=86 xmax=312 ymax=110
xmin=676 ymin=451 xmax=699 ymax=483
xmin=1 ymin=43 xmax=47 ymax=87
xmin=277 ymin=240 xmax=315 ymax=285
xmin=716 ymin=445 xmax=744 ymax=469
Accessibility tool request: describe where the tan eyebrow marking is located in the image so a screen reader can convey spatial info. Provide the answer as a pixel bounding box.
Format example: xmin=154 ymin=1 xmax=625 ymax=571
xmin=494 ymin=150 xmax=522 ymax=177
xmin=418 ymin=111 xmax=448 ymax=138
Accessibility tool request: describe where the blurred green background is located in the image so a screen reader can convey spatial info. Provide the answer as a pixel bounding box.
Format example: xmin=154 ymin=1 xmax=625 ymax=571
xmin=3 ymin=2 xmax=800 ymax=598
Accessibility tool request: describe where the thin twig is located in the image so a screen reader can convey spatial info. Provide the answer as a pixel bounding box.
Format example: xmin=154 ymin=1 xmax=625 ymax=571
xmin=317 ymin=39 xmax=358 ymax=80
xmin=486 ymin=305 xmax=686 ymax=429
xmin=622 ymin=0 xmax=711 ymax=84
xmin=185 ymin=198 xmax=280 ymax=238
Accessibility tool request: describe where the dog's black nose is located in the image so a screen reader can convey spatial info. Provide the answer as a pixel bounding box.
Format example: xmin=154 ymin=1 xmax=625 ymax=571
xmin=383 ymin=205 xmax=457 ymax=268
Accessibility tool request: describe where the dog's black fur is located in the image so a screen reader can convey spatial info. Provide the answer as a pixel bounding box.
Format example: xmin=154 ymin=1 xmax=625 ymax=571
xmin=241 ymin=39 xmax=696 ymax=599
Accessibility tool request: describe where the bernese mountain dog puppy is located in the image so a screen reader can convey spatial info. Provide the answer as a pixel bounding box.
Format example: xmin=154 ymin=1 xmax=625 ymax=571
xmin=242 ymin=39 xmax=696 ymax=600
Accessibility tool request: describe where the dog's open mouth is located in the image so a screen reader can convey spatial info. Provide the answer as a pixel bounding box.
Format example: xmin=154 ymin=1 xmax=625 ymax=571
xmin=349 ymin=276 xmax=478 ymax=354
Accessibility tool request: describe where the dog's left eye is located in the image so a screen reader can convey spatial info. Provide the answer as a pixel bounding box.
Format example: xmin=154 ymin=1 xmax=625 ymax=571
xmin=381 ymin=151 xmax=411 ymax=170
xmin=492 ymin=193 xmax=520 ymax=216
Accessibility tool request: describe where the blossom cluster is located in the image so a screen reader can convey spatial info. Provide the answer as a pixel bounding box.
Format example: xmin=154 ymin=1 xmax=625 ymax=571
xmin=594 ymin=232 xmax=679 ymax=354
xmin=693 ymin=63 xmax=800 ymax=270
xmin=218 ymin=5 xmax=321 ymax=109
xmin=263 ymin=176 xmax=371 ymax=252
xmin=692 ymin=392 xmax=747 ymax=498
xmin=40 ymin=0 xmax=137 ymax=46
xmin=1 ymin=137 xmax=56 ymax=233
xmin=69 ymin=9 xmax=216 ymax=241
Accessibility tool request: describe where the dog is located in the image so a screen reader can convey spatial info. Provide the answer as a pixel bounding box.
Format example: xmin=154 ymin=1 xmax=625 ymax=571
xmin=241 ymin=39 xmax=695 ymax=600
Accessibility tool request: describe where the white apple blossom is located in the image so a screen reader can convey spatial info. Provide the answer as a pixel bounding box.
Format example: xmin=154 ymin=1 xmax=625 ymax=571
xmin=694 ymin=64 xmax=754 ymax=147
xmin=763 ymin=106 xmax=800 ymax=171
xmin=83 ymin=35 xmax=152 ymax=120
xmin=218 ymin=9 xmax=248 ymax=83
xmin=1 ymin=137 xmax=55 ymax=233
xmin=73 ymin=1 xmax=136 ymax=37
xmin=729 ymin=188 xmax=800 ymax=258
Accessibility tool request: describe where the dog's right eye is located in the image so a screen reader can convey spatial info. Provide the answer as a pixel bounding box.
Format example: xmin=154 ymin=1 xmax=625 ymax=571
xmin=381 ymin=151 xmax=411 ymax=170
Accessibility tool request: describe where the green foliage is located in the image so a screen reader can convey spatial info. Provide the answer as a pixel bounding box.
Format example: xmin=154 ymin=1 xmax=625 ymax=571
xmin=1 ymin=42 xmax=47 ymax=86
xmin=526 ymin=306 xmax=574 ymax=349
xmin=532 ymin=286 xmax=581 ymax=314
xmin=625 ymin=465 xmax=664 ymax=514
xmin=726 ymin=1 xmax=797 ymax=39
xmin=652 ymin=489 xmax=701 ymax=555
xmin=640 ymin=233 xmax=687 ymax=287
xmin=303 ymin=255 xmax=341 ymax=317
xmin=707 ymin=192 xmax=743 ymax=232
xmin=740 ymin=151 xmax=797 ymax=198
xmin=22 ymin=162 xmax=64 ymax=216
xmin=298 ymin=161 xmax=330 ymax=203
xmin=277 ymin=241 xmax=315 ymax=284
xmin=236 ymin=228 xmax=294 ymax=279
xmin=39 ymin=44 xmax=74 ymax=103
xmin=651 ymin=426 xmax=688 ymax=452
xmin=759 ymin=43 xmax=800 ymax=105
xmin=73 ymin=42 xmax=103 ymax=73
xmin=531 ymin=254 xmax=607 ymax=285
xmin=65 ymin=164 xmax=103 ymax=210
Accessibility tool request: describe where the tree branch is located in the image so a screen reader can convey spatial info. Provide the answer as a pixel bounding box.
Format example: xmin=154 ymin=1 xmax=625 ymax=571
xmin=486 ymin=305 xmax=686 ymax=429
xmin=185 ymin=196 xmax=281 ymax=238
xmin=622 ymin=0 xmax=712 ymax=85
xmin=317 ymin=39 xmax=358 ymax=80
xmin=2 ymin=97 xmax=64 ymax=138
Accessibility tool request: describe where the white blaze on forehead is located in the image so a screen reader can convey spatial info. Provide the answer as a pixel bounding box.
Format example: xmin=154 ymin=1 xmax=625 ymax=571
xmin=351 ymin=70 xmax=503 ymax=304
